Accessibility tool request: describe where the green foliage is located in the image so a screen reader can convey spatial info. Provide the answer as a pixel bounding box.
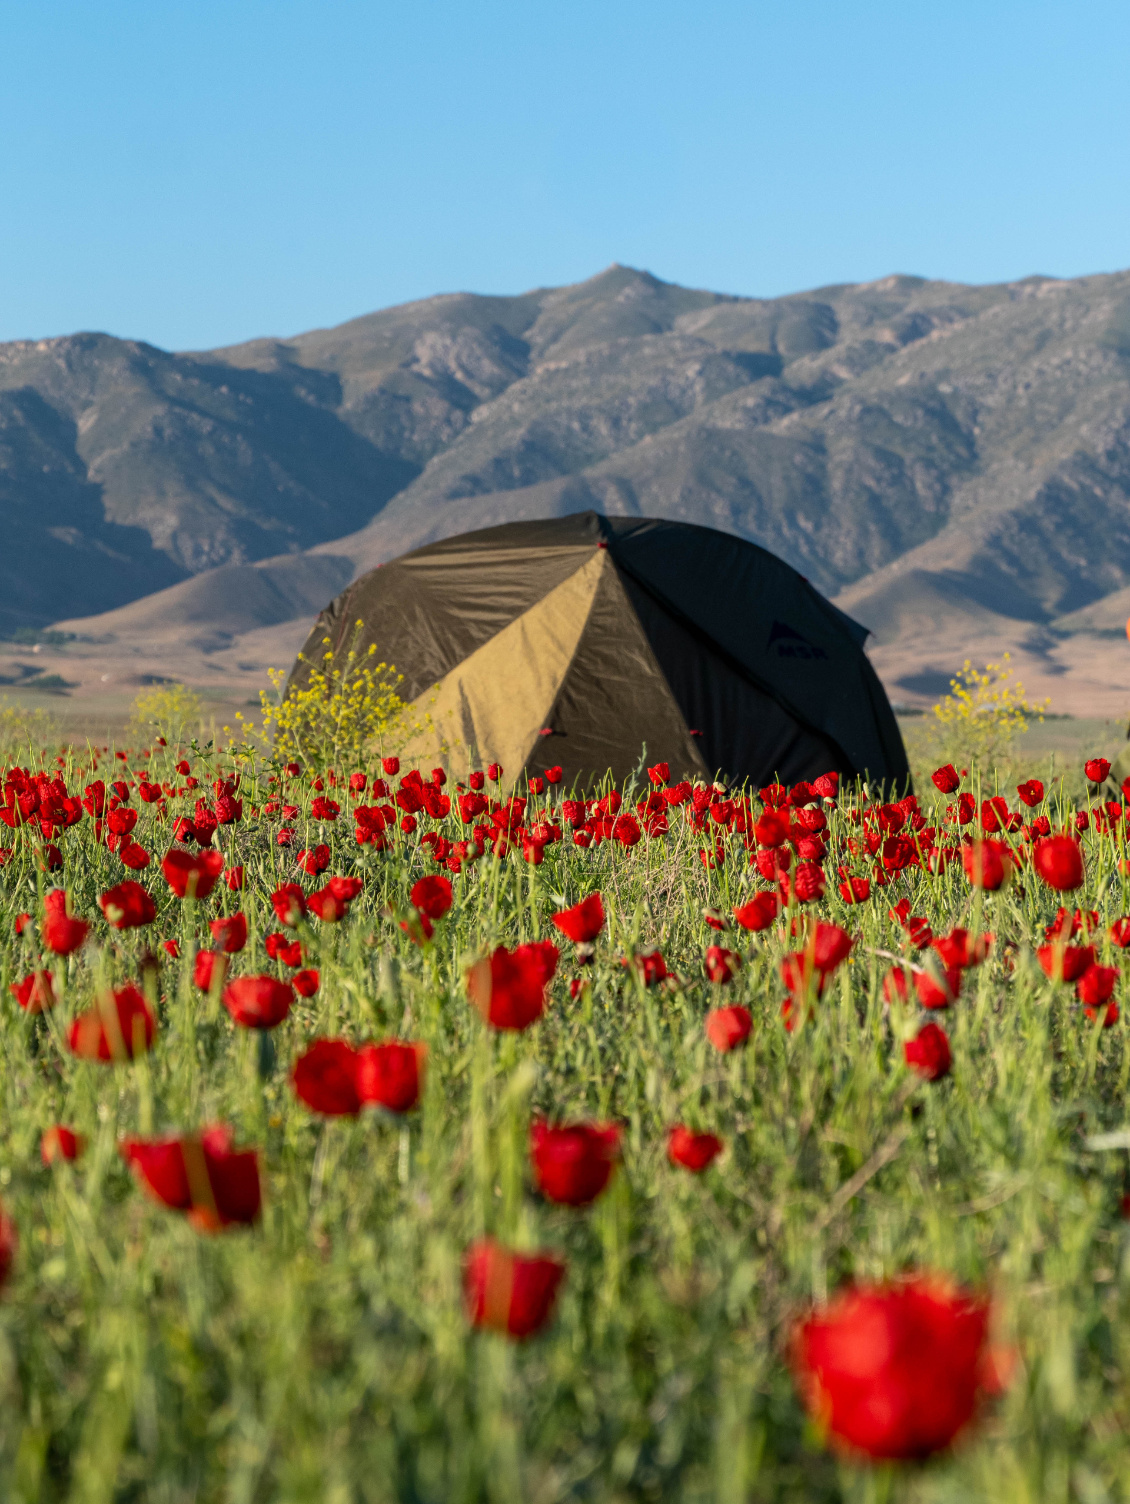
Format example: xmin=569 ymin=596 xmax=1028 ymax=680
xmin=0 ymin=743 xmax=1129 ymax=1499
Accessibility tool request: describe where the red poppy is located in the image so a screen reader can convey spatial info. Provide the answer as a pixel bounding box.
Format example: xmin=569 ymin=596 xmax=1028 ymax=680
xmin=1037 ymin=942 xmax=1096 ymax=982
xmin=732 ymin=893 xmax=779 ymax=931
xmin=811 ymin=921 xmax=853 ymax=972
xmin=222 ymin=976 xmax=294 ymax=1029
xmin=41 ymin=1126 xmax=85 ymax=1165
xmin=99 ymin=880 xmax=156 ymax=930
xmin=292 ymin=1039 xmax=363 ymax=1116
xmin=915 ymin=964 xmax=962 ymax=1009
xmin=931 ymin=765 xmax=961 ymax=794
xmin=530 ymin=1121 xmax=620 ymax=1206
xmin=162 ymin=848 xmax=225 ymax=899
xmin=545 ymin=765 xmax=563 ymax=784
xmin=1109 ymin=918 xmax=1130 ymax=948
xmin=209 ymin=912 xmax=247 ymax=953
xmin=793 ymin=1277 xmax=992 ymax=1459
xmin=410 ymin=874 xmax=454 ymax=920
xmin=705 ymin=946 xmax=740 ymax=983
xmin=0 ymin=1207 xmax=15 ymax=1286
xmin=463 ymin=1238 xmax=564 ymax=1339
xmin=356 ymin=1040 xmax=427 ymax=1112
xmin=10 ymin=969 xmax=56 ymax=1013
xmin=120 ymin=1125 xmax=261 ymax=1231
xmin=193 ymin=950 xmax=228 ymax=991
xmin=118 ymin=840 xmax=151 ymax=871
xmin=552 ymin=892 xmax=605 ymax=944
xmin=667 ymin=1125 xmax=723 ymax=1172
xmin=1016 ymin=779 xmax=1044 ymax=807
xmin=1032 ymin=836 xmax=1084 ymax=892
xmin=297 ymin=843 xmax=331 ymax=875
xmin=225 ymin=865 xmax=245 ymax=891
xmin=905 ymin=1022 xmax=953 ymax=1081
xmin=789 ymin=861 xmax=827 ymax=903
xmin=41 ymin=889 xmax=90 ymax=955
xmin=307 ymin=876 xmax=363 ymax=922
xmin=932 ymin=928 xmax=991 ymax=969
xmin=382 ymin=756 xmax=400 ymax=775
xmin=838 ymin=876 xmax=871 ymax=903
xmin=626 ymin=950 xmax=668 ymax=986
xmin=293 ymin=968 xmax=320 ymax=997
xmin=487 ymin=763 xmax=503 ymax=782
xmin=69 ymin=984 xmax=156 ymax=1061
xmin=961 ymin=841 xmax=1012 ymax=891
xmin=1085 ymin=758 xmax=1111 ymax=784
xmin=271 ymin=883 xmax=307 ymax=926
xmin=1077 ymin=964 xmax=1118 ymax=1006
xmin=705 ymin=1004 xmax=752 ymax=1052
xmin=466 ymin=941 xmax=559 ymax=1030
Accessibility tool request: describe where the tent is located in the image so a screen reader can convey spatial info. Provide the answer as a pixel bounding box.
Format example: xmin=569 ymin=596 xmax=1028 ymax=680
xmin=289 ymin=513 xmax=909 ymax=790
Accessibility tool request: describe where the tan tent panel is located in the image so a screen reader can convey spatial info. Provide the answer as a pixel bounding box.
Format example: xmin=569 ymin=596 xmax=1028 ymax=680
xmin=289 ymin=513 xmax=910 ymax=790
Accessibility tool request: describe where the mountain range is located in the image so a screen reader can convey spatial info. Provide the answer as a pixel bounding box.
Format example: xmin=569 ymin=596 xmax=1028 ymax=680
xmin=5 ymin=262 xmax=1130 ymax=718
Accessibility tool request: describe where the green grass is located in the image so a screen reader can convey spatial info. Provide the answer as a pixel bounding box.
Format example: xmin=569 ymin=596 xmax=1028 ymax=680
xmin=1 ymin=737 xmax=1130 ymax=1501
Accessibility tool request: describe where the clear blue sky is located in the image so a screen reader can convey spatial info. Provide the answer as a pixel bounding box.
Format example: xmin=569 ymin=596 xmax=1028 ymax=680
xmin=2 ymin=0 xmax=1128 ymax=350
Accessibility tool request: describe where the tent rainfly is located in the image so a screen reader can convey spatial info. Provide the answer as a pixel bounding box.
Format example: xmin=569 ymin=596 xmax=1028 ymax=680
xmin=289 ymin=513 xmax=910 ymax=790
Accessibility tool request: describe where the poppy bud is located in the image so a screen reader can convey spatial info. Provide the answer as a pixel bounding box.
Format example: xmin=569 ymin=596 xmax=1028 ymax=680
xmin=530 ymin=1121 xmax=620 ymax=1205
xmin=463 ymin=1238 xmax=565 ymax=1339
xmin=667 ymin=1125 xmax=723 ymax=1172
xmin=705 ymin=1004 xmax=752 ymax=1051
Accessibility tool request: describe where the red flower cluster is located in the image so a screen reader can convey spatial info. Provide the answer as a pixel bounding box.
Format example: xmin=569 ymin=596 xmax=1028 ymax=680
xmin=121 ymin=1125 xmax=261 ymax=1231
xmin=292 ymin=1038 xmax=427 ymax=1115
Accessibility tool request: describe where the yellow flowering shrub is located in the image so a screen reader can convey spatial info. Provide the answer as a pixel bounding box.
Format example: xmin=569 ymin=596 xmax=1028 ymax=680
xmin=130 ymin=682 xmax=203 ymax=744
xmin=256 ymin=624 xmax=417 ymax=771
xmin=933 ymin=654 xmax=1048 ymax=768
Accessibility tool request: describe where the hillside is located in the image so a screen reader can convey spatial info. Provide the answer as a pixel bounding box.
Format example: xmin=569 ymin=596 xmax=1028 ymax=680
xmin=5 ymin=263 xmax=1130 ymax=717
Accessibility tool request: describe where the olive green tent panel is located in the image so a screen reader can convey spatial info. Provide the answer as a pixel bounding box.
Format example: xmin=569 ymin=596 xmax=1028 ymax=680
xmin=290 ymin=512 xmax=910 ymax=790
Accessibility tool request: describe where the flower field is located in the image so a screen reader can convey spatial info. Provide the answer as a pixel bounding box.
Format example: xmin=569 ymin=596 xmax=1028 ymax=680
xmin=3 ymin=735 xmax=1130 ymax=1501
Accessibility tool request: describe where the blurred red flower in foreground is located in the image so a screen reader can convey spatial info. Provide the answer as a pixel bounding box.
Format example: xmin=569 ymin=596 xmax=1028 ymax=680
xmin=271 ymin=883 xmax=307 ymax=926
xmin=307 ymin=876 xmax=363 ymax=922
xmin=530 ymin=1121 xmax=621 ymax=1206
xmin=705 ymin=1004 xmax=752 ymax=1052
xmin=162 ymin=849 xmax=225 ymax=899
xmin=463 ymin=1238 xmax=565 ymax=1339
xmin=209 ymin=913 xmax=247 ymax=953
xmin=410 ymin=875 xmax=454 ymax=920
xmin=552 ymin=892 xmax=605 ymax=944
xmin=194 ymin=951 xmax=228 ymax=992
xmin=292 ymin=1038 xmax=427 ymax=1115
xmin=466 ymin=941 xmax=559 ymax=1030
xmin=732 ymin=893 xmax=779 ymax=931
xmin=10 ymin=969 xmax=56 ymax=1013
xmin=1033 ymin=836 xmax=1084 ymax=892
xmin=99 ymin=880 xmax=156 ymax=930
xmin=222 ymin=977 xmax=294 ymax=1030
xmin=905 ymin=1022 xmax=952 ymax=1081
xmin=667 ymin=1125 xmax=723 ymax=1172
xmin=961 ymin=841 xmax=1012 ymax=891
xmin=0 ymin=1208 xmax=15 ymax=1287
xmin=41 ymin=1126 xmax=85 ymax=1165
xmin=793 ymin=1276 xmax=993 ymax=1460
xmin=69 ymin=984 xmax=156 ymax=1061
xmin=121 ymin=1125 xmax=261 ymax=1232
xmin=1037 ymin=942 xmax=1095 ymax=982
xmin=705 ymin=946 xmax=740 ymax=983
xmin=42 ymin=889 xmax=90 ymax=955
xmin=626 ymin=949 xmax=668 ymax=986
xmin=932 ymin=928 xmax=991 ymax=969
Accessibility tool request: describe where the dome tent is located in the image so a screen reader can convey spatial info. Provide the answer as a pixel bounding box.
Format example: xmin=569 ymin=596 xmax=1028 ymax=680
xmin=289 ymin=513 xmax=909 ymax=790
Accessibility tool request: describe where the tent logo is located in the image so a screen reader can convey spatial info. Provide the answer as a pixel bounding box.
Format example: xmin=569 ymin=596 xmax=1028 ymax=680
xmin=767 ymin=621 xmax=827 ymax=661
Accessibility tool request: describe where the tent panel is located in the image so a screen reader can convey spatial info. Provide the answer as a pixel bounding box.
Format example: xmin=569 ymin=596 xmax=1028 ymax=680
xmin=617 ymin=572 xmax=846 ymax=786
xmin=529 ymin=558 xmax=710 ymax=787
xmin=291 ymin=540 xmax=597 ymax=702
xmin=395 ymin=550 xmax=606 ymax=779
xmin=604 ymin=516 xmax=908 ymax=785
